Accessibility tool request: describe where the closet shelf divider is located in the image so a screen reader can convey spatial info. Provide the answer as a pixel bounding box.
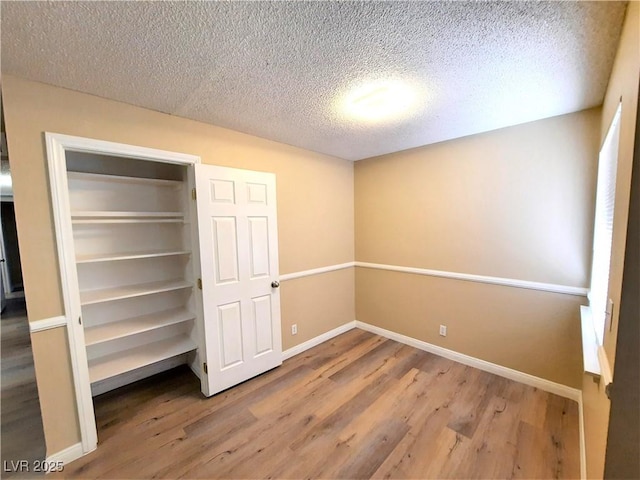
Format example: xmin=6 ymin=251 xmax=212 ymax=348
xmin=88 ymin=335 xmax=197 ymax=384
xmin=80 ymin=279 xmax=193 ymax=306
xmin=84 ymin=308 xmax=196 ymax=346
xmin=76 ymin=249 xmax=191 ymax=264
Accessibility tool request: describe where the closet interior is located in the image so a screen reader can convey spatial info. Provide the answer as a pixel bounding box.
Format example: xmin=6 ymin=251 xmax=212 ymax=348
xmin=65 ymin=152 xmax=200 ymax=396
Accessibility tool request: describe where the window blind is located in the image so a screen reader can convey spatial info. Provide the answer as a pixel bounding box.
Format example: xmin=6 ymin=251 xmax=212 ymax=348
xmin=589 ymin=104 xmax=621 ymax=345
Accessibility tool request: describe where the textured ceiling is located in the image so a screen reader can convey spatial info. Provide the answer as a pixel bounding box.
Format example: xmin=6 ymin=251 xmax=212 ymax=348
xmin=1 ymin=1 xmax=627 ymax=161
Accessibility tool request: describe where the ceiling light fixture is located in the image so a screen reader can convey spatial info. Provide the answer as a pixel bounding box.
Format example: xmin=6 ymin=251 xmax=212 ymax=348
xmin=343 ymin=80 xmax=418 ymax=122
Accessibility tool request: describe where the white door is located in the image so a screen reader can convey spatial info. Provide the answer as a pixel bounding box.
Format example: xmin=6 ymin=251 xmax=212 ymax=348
xmin=194 ymin=164 xmax=282 ymax=396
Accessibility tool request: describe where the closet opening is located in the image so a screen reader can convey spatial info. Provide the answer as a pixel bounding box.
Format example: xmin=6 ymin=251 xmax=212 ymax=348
xmin=65 ymin=151 xmax=201 ymax=398
xmin=46 ymin=136 xmax=205 ymax=453
xmin=47 ymin=133 xmax=283 ymax=460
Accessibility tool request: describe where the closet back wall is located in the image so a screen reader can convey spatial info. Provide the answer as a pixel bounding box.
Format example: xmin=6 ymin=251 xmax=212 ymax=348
xmin=1 ymin=75 xmax=355 ymax=455
xmin=355 ymin=108 xmax=600 ymax=388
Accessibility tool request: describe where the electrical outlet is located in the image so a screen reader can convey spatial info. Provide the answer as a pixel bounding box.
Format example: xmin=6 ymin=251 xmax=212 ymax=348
xmin=291 ymin=324 xmax=298 ymax=335
xmin=439 ymin=325 xmax=447 ymax=337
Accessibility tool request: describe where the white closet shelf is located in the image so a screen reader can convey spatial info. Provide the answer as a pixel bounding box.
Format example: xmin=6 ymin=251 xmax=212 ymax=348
xmin=68 ymin=171 xmax=182 ymax=187
xmin=88 ymin=335 xmax=197 ymax=383
xmin=80 ymin=279 xmax=193 ymax=305
xmin=72 ymin=218 xmax=186 ymax=225
xmin=71 ymin=211 xmax=185 ymax=219
xmin=76 ymin=249 xmax=191 ymax=264
xmin=84 ymin=308 xmax=196 ymax=346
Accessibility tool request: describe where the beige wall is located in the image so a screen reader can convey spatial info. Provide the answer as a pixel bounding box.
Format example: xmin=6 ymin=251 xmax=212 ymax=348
xmin=281 ymin=268 xmax=354 ymax=351
xmin=356 ymin=109 xmax=600 ymax=287
xmin=584 ymin=2 xmax=639 ymax=478
xmin=1 ymin=75 xmax=355 ymax=455
xmin=29 ymin=327 xmax=81 ymax=455
xmin=356 ymin=268 xmax=584 ymax=387
xmin=355 ymin=108 xmax=601 ymax=388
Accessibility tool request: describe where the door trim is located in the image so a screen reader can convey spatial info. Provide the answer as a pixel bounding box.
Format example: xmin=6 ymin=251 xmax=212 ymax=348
xmin=45 ymin=132 xmax=200 ymax=455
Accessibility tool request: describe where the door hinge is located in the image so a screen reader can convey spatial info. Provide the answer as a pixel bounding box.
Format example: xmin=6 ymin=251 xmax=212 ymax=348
xmin=78 ymin=316 xmax=82 ymax=325
xmin=191 ymin=188 xmax=197 ymax=200
xmin=203 ymin=362 xmax=208 ymax=374
xmin=197 ymin=278 xmax=202 ymax=290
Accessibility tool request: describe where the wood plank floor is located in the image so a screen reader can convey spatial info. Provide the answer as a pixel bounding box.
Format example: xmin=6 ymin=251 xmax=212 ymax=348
xmin=59 ymin=328 xmax=579 ymax=479
xmin=1 ymin=298 xmax=46 ymax=478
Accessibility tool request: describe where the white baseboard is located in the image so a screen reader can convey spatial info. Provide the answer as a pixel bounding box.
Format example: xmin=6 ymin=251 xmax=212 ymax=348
xmin=578 ymin=393 xmax=586 ymax=479
xmin=355 ymin=320 xmax=582 ymax=402
xmin=45 ymin=442 xmax=84 ymax=467
xmin=282 ymin=321 xmax=356 ymax=360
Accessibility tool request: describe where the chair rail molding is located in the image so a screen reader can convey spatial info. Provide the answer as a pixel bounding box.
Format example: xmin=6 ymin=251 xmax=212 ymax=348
xmin=355 ymin=261 xmax=588 ymax=297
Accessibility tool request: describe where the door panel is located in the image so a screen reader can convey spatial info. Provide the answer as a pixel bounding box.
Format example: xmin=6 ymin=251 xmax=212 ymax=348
xmin=210 ymin=179 xmax=236 ymax=203
xmin=252 ymin=295 xmax=274 ymax=355
xmin=248 ymin=217 xmax=270 ymax=279
xmin=212 ymin=217 xmax=240 ymax=284
xmin=218 ymin=301 xmax=244 ymax=368
xmin=247 ymin=183 xmax=268 ymax=204
xmin=195 ymin=164 xmax=281 ymax=396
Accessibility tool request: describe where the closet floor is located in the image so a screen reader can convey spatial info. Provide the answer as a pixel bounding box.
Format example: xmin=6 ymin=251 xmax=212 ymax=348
xmin=58 ymin=328 xmax=580 ymax=479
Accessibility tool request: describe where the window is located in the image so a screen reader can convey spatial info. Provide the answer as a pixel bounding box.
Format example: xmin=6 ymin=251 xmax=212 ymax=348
xmin=589 ymin=103 xmax=621 ymax=345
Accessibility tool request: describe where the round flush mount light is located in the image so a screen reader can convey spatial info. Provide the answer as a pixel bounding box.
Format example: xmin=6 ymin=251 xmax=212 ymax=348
xmin=342 ymin=80 xmax=420 ymax=123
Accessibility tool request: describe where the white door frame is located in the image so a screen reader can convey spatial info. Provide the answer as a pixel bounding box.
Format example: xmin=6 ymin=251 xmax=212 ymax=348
xmin=0 ymin=215 xmax=13 ymax=297
xmin=0 ymin=195 xmax=25 ymax=299
xmin=45 ymin=132 xmax=201 ymax=455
